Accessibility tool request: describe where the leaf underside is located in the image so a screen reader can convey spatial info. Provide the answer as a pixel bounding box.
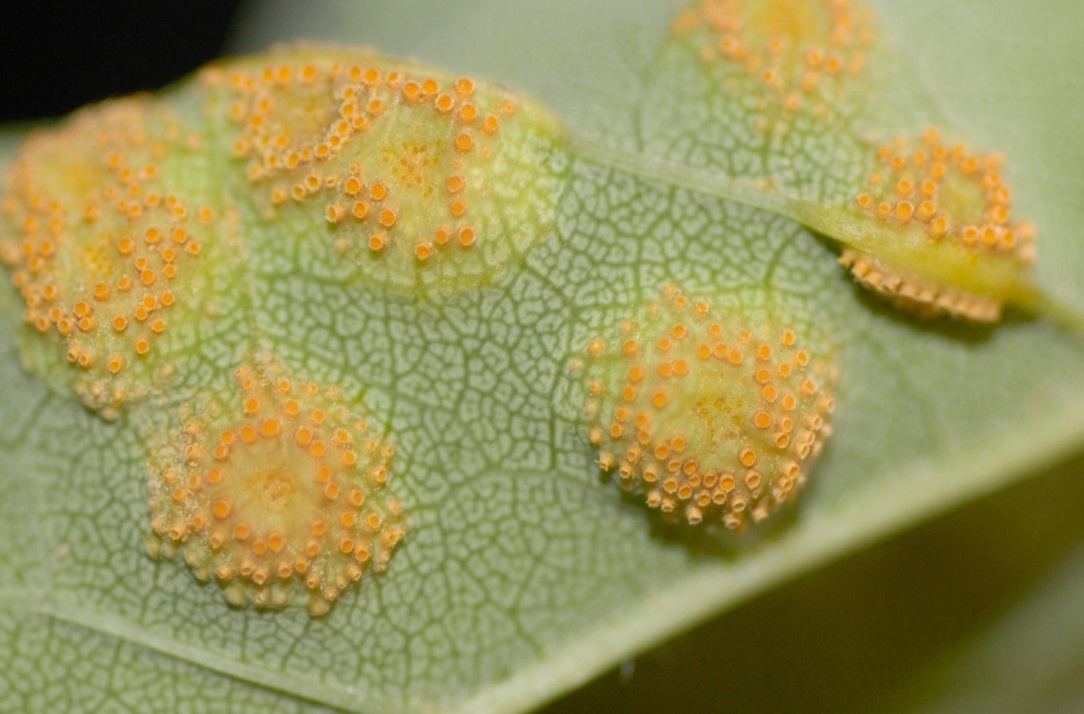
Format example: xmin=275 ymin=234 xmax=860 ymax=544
xmin=3 ymin=1 xmax=1084 ymax=713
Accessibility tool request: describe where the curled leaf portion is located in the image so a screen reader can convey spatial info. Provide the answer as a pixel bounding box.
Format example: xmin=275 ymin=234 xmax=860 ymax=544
xmin=204 ymin=47 xmax=570 ymax=293
xmin=577 ymin=286 xmax=837 ymax=530
xmin=840 ymin=129 xmax=1034 ymax=321
xmin=0 ymin=99 xmax=222 ymax=417
xmin=146 ymin=354 xmax=406 ymax=616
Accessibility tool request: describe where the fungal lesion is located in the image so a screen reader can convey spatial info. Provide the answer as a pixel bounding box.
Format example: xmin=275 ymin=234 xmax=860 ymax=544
xmin=204 ymin=47 xmax=569 ymax=292
xmin=0 ymin=44 xmax=576 ymax=619
xmin=616 ymin=0 xmax=1061 ymax=327
xmin=835 ymin=128 xmax=1035 ymax=322
xmin=145 ymin=353 xmax=407 ymax=615
xmin=672 ymin=0 xmax=876 ymax=117
xmin=0 ymin=96 xmax=223 ymax=417
xmin=574 ymin=285 xmax=838 ymax=530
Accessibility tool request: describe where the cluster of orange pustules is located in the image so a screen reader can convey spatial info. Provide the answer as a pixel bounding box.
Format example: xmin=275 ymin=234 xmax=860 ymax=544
xmin=218 ymin=60 xmax=518 ymax=260
xmin=672 ymin=0 xmax=875 ymax=113
xmin=146 ymin=359 xmax=406 ymax=615
xmin=581 ymin=286 xmax=836 ymax=530
xmin=843 ymin=128 xmax=1036 ymax=321
xmin=0 ymin=100 xmax=213 ymax=414
xmin=857 ymin=128 xmax=1034 ymax=264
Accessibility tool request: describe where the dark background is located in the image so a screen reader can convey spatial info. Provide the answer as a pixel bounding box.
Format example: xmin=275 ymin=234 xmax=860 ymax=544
xmin=0 ymin=2 xmax=244 ymax=122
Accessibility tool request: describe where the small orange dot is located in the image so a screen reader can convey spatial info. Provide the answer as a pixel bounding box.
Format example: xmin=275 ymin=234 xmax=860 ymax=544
xmin=454 ymin=133 xmax=473 ymax=152
xmin=739 ymin=448 xmax=758 ymax=468
xmin=326 ymin=203 xmax=345 ymax=223
xmin=401 ymin=81 xmax=422 ymax=104
xmin=344 ymin=177 xmax=364 ymax=196
xmin=261 ymin=419 xmax=280 ymax=438
xmin=435 ymin=93 xmax=455 ymax=114
xmin=455 ymin=77 xmax=475 ymax=97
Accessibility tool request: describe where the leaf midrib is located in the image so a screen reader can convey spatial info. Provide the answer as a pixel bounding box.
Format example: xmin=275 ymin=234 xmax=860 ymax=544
xmin=2 ymin=593 xmax=371 ymax=713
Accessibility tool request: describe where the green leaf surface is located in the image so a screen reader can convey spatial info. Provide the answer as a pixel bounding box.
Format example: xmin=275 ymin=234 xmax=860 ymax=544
xmin=3 ymin=1 xmax=1084 ymax=712
xmin=553 ymin=447 xmax=1084 ymax=712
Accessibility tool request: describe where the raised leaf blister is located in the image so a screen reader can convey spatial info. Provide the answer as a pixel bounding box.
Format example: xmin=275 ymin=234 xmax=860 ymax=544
xmin=204 ymin=47 xmax=570 ymax=293
xmin=575 ymin=285 xmax=838 ymax=530
xmin=0 ymin=98 xmax=228 ymax=416
xmin=145 ymin=353 xmax=406 ymax=616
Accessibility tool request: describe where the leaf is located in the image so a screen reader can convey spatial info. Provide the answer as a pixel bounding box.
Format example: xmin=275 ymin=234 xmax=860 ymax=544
xmin=633 ymin=1 xmax=1039 ymax=322
xmin=553 ymin=448 xmax=1084 ymax=712
xmin=3 ymin=2 xmax=1084 ymax=713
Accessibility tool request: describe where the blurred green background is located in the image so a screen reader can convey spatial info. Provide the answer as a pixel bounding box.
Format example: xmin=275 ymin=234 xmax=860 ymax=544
xmin=549 ymin=452 xmax=1084 ymax=712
